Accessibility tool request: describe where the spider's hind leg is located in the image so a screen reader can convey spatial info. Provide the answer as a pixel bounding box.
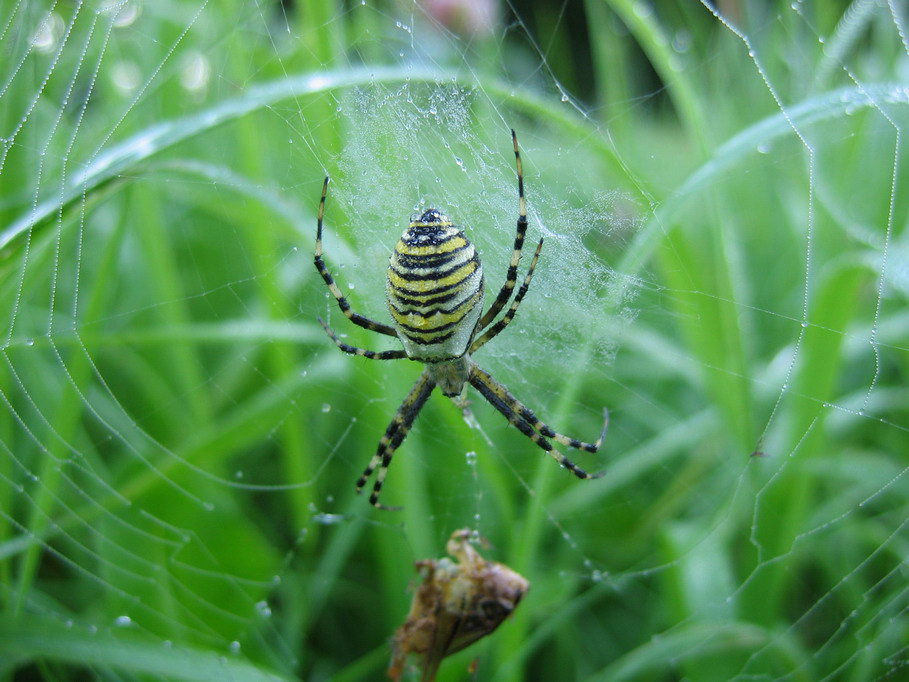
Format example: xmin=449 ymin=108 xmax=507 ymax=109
xmin=468 ymin=365 xmax=605 ymax=480
xmin=471 ymin=365 xmax=609 ymax=452
xmin=356 ymin=372 xmax=436 ymax=509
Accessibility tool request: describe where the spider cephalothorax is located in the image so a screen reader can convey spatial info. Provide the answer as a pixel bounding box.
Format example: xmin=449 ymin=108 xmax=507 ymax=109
xmin=313 ymin=130 xmax=609 ymax=509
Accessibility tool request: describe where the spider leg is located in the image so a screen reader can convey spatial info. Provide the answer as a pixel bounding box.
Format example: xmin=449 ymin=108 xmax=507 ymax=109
xmin=356 ymin=372 xmax=436 ymax=509
xmin=468 ymin=365 xmax=605 ymax=479
xmin=477 ymin=130 xmax=528 ymax=330
xmin=314 ymin=176 xmax=398 ymax=338
xmin=470 ymin=238 xmax=543 ymax=353
xmin=470 ymin=365 xmax=609 ymax=452
xmin=318 ymin=317 xmax=407 ymax=360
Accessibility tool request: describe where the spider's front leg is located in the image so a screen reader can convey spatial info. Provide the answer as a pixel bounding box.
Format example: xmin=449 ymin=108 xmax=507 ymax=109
xmin=356 ymin=372 xmax=436 ymax=510
xmin=471 ymin=237 xmax=543 ymax=353
xmin=477 ymin=130 xmax=529 ymax=330
xmin=313 ymin=176 xmax=399 ymax=338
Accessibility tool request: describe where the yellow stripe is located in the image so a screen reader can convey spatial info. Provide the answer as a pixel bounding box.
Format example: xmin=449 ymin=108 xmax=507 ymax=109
xmin=395 ymin=236 xmax=466 ymax=257
xmin=409 ymin=220 xmax=453 ymax=227
xmin=389 ymin=290 xmax=481 ymax=330
xmin=399 ymin=328 xmax=452 ymax=341
xmin=387 ymin=259 xmax=477 ymax=293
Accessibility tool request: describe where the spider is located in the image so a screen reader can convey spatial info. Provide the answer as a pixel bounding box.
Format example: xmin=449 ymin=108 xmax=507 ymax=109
xmin=313 ymin=130 xmax=609 ymax=510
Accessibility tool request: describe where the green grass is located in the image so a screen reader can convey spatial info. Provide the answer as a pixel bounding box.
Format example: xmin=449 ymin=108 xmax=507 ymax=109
xmin=1 ymin=0 xmax=908 ymax=680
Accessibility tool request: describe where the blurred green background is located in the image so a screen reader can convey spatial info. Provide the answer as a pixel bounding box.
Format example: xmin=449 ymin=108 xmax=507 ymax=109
xmin=1 ymin=0 xmax=907 ymax=680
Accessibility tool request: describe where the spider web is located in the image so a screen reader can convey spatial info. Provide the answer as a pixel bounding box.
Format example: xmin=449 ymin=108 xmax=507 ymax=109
xmin=0 ymin=0 xmax=907 ymax=679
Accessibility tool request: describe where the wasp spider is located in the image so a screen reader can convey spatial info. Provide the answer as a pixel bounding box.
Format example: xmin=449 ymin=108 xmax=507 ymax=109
xmin=313 ymin=130 xmax=609 ymax=509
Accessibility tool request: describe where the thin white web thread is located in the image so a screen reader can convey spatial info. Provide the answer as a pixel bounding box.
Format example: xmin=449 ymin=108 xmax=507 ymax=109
xmin=458 ymin=406 xmax=608 ymax=580
xmin=0 ymin=4 xmax=308 ymax=658
xmin=697 ymin=0 xmax=818 ymax=453
xmin=44 ymin=12 xmax=101 ymax=336
xmin=5 ymin=9 xmax=340 ymax=506
xmin=0 ymin=0 xmax=28 ymax=44
xmin=782 ymin=10 xmax=909 ymax=677
xmin=35 ymin=0 xmax=377 ymax=507
xmin=0 ymin=493 xmax=231 ymax=645
xmin=0 ymin=1 xmax=62 ymax=102
xmin=788 ymin=0 xmax=905 ymax=427
xmin=844 ymin=28 xmax=904 ymax=418
xmin=889 ymin=0 xmax=909 ymax=55
xmin=704 ymin=1 xmax=909 ymax=678
xmin=0 ymin=3 xmax=528 ymax=660
xmin=740 ymin=509 xmax=909 ymax=680
xmin=3 ymin=0 xmax=906 ymax=674
xmin=3 ymin=0 xmax=83 ymax=346
xmin=0 ymin=47 xmax=229 ymax=617
xmin=83 ymin=0 xmax=211 ymax=162
xmin=68 ymin=8 xmax=124 ymax=323
xmin=0 ymin=347 xmax=273 ymax=644
xmin=601 ymin=422 xmax=821 ymax=674
xmin=790 ymin=0 xmax=909 ymax=540
xmin=0 ymin=0 xmax=768 ymax=548
xmin=503 ymin=0 xmax=660 ymax=217
xmin=250 ymin=0 xmax=334 ymax=176
xmin=841 ymin=72 xmax=901 ymax=406
xmin=0 ymin=2 xmax=214 ymax=652
xmin=539 ymin=0 xmax=909 ymax=676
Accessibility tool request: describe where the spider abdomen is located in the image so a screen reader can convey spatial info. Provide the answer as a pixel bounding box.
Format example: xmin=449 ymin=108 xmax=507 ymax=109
xmin=387 ymin=210 xmax=485 ymax=362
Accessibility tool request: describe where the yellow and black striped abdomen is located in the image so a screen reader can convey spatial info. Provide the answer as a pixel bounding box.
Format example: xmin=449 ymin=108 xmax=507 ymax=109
xmin=386 ymin=210 xmax=484 ymax=362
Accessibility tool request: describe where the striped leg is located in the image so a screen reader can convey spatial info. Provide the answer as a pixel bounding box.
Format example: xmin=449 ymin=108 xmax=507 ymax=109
xmin=318 ymin=317 xmax=407 ymax=360
xmin=314 ymin=176 xmax=398 ymax=338
xmin=356 ymin=372 xmax=436 ymax=509
xmin=477 ymin=130 xmax=528 ymax=330
xmin=470 ymin=365 xmax=609 ymax=452
xmin=469 ymin=365 xmax=605 ymax=480
xmin=470 ymin=238 xmax=543 ymax=353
